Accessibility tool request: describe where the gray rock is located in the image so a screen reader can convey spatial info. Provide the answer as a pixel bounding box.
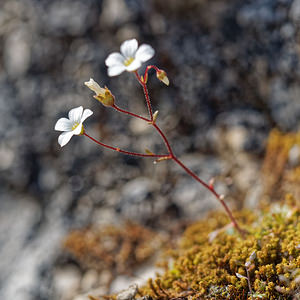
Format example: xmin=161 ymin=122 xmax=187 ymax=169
xmin=290 ymin=0 xmax=300 ymax=21
xmin=0 ymin=194 xmax=67 ymax=300
xmin=289 ymin=144 xmax=300 ymax=167
xmin=215 ymin=110 xmax=269 ymax=154
xmin=269 ymin=79 xmax=300 ymax=131
xmin=171 ymin=154 xmax=229 ymax=218
xmin=43 ymin=0 xmax=98 ymax=36
xmin=100 ymin=0 xmax=133 ymax=28
xmin=80 ymin=269 xmax=99 ymax=292
xmin=53 ymin=266 xmax=81 ymax=300
xmin=116 ymin=284 xmax=138 ymax=300
xmin=4 ymin=27 xmax=31 ymax=78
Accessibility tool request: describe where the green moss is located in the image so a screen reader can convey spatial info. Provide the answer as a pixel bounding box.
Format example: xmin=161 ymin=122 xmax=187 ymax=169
xmin=139 ymin=199 xmax=300 ymax=299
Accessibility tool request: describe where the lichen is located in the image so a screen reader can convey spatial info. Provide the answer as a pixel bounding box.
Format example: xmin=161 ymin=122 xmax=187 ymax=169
xmin=138 ymin=198 xmax=300 ymax=299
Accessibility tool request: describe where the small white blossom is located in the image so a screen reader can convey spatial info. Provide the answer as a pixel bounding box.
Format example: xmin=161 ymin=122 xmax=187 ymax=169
xmin=54 ymin=106 xmax=93 ymax=147
xmin=105 ymin=39 xmax=155 ymax=76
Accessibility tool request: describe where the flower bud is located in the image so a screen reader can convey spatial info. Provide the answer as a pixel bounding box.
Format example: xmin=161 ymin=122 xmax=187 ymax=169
xmin=84 ymin=78 xmax=115 ymax=107
xmin=249 ymin=251 xmax=256 ymax=262
xmin=93 ymin=88 xmax=115 ymax=107
xmin=153 ymin=110 xmax=159 ymax=123
xmin=156 ymin=69 xmax=169 ymax=86
xmin=236 ymin=273 xmax=246 ymax=279
xmin=145 ymin=148 xmax=154 ymax=155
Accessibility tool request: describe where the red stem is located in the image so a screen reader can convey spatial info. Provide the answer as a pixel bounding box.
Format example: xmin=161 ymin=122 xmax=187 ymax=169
xmin=152 ymin=123 xmax=173 ymax=155
xmin=131 ymin=68 xmax=245 ymax=237
xmin=83 ymin=132 xmax=167 ymax=158
xmin=171 ymin=156 xmax=219 ymax=197
xmin=172 ymin=156 xmax=245 ymax=237
xmin=135 ymin=71 xmax=154 ymax=121
xmin=144 ymin=65 xmax=160 ymax=79
xmin=113 ymin=104 xmax=150 ymax=122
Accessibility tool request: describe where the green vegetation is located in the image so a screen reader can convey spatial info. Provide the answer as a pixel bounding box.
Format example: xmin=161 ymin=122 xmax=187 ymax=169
xmin=139 ymin=196 xmax=299 ymax=299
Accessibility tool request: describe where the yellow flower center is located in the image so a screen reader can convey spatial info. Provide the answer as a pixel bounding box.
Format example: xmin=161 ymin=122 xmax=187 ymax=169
xmin=124 ymin=57 xmax=134 ymax=66
xmin=72 ymin=122 xmax=80 ymax=131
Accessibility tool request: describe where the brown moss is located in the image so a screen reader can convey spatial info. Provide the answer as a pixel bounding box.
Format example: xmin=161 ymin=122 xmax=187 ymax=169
xmin=139 ymin=200 xmax=300 ymax=299
xmin=64 ymin=221 xmax=163 ymax=277
xmin=262 ymin=129 xmax=300 ymax=201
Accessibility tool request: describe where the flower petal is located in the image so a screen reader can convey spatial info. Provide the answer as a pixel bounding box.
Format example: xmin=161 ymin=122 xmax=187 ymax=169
xmin=72 ymin=123 xmax=83 ymax=135
xmin=135 ymin=44 xmax=155 ymax=62
xmin=54 ymin=117 xmax=73 ymax=132
xmin=81 ymin=109 xmax=93 ymax=123
xmin=107 ymin=65 xmax=126 ymax=77
xmin=84 ymin=78 xmax=106 ymax=96
xmin=68 ymin=106 xmax=83 ymax=123
xmin=120 ymin=39 xmax=138 ymax=58
xmin=58 ymin=131 xmax=74 ymax=147
xmin=125 ymin=59 xmax=142 ymax=72
xmin=105 ymin=52 xmax=125 ymax=67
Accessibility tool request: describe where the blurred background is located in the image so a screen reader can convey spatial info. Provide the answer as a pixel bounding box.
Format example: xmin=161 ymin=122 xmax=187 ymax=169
xmin=0 ymin=0 xmax=300 ymax=299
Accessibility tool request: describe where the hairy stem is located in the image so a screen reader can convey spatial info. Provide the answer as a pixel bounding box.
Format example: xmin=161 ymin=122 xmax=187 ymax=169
xmin=144 ymin=65 xmax=160 ymax=80
xmin=135 ymin=71 xmax=154 ymax=121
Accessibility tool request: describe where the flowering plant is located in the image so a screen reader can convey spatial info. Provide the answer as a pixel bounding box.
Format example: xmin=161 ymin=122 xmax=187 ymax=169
xmin=55 ymin=38 xmax=244 ymax=237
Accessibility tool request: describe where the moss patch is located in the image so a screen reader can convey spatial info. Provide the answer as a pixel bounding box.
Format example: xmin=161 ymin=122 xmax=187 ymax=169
xmin=64 ymin=222 xmax=163 ymax=279
xmin=139 ymin=198 xmax=300 ymax=299
xmin=262 ymin=129 xmax=300 ymax=201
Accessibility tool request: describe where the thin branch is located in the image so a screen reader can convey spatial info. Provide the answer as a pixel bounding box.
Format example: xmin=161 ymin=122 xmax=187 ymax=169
xmin=84 ymin=132 xmax=168 ymax=158
xmin=113 ymin=104 xmax=150 ymax=122
xmin=134 ymin=71 xmax=154 ymax=121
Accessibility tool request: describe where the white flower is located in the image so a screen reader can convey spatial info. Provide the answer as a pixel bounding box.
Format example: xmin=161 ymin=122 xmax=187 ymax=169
xmin=105 ymin=39 xmax=155 ymax=76
xmin=54 ymin=106 xmax=93 ymax=147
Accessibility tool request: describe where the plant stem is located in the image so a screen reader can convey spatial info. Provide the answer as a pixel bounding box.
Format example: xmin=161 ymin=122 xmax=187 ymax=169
xmin=83 ymin=132 xmax=167 ymax=158
xmin=132 ymin=70 xmax=245 ymax=238
xmin=135 ymin=71 xmax=154 ymax=121
xmin=172 ymin=156 xmax=245 ymax=237
xmin=144 ymin=65 xmax=160 ymax=80
xmin=245 ymin=268 xmax=254 ymax=300
xmin=113 ymin=104 xmax=150 ymax=122
xmin=152 ymin=122 xmax=173 ymax=155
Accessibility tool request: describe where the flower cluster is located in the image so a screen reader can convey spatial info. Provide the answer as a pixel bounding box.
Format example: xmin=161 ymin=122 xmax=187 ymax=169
xmin=55 ymin=38 xmax=157 ymax=147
